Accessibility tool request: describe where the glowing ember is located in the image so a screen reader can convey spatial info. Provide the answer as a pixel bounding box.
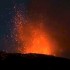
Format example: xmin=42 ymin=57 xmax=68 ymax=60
xmin=12 ymin=8 xmax=58 ymax=56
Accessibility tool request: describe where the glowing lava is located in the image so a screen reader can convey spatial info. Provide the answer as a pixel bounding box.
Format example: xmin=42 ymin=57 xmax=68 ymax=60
xmin=12 ymin=9 xmax=58 ymax=56
xmin=24 ymin=28 xmax=53 ymax=55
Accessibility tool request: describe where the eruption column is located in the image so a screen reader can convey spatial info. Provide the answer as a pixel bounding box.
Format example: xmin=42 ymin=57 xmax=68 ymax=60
xmin=12 ymin=9 xmax=58 ymax=56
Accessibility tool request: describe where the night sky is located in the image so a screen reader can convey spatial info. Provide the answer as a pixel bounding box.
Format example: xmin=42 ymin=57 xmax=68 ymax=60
xmin=0 ymin=0 xmax=70 ymax=59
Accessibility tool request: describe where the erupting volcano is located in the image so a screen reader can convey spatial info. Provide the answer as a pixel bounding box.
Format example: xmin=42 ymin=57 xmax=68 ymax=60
xmin=12 ymin=7 xmax=58 ymax=56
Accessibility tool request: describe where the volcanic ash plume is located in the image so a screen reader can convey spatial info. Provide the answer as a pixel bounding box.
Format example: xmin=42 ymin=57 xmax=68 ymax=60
xmin=12 ymin=8 xmax=58 ymax=56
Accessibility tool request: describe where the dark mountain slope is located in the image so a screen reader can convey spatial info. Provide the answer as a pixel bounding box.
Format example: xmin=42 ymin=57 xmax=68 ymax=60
xmin=0 ymin=51 xmax=70 ymax=69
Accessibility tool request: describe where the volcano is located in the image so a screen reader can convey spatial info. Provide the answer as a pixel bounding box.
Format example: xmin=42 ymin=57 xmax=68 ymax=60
xmin=0 ymin=51 xmax=70 ymax=69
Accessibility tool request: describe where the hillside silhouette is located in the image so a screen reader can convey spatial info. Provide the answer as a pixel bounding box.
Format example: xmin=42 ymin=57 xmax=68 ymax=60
xmin=0 ymin=51 xmax=70 ymax=69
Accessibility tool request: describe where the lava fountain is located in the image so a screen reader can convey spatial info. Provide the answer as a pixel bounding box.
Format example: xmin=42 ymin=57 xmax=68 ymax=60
xmin=12 ymin=8 xmax=58 ymax=56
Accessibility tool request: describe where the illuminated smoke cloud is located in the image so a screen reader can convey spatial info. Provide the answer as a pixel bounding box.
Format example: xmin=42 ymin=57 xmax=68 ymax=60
xmin=12 ymin=5 xmax=59 ymax=56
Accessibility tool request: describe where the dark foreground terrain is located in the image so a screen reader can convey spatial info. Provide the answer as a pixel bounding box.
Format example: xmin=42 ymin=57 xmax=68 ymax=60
xmin=0 ymin=51 xmax=70 ymax=69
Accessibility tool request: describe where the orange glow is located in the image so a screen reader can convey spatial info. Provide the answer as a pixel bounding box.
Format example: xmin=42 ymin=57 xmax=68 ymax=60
xmin=13 ymin=10 xmax=58 ymax=56
xmin=24 ymin=28 xmax=53 ymax=55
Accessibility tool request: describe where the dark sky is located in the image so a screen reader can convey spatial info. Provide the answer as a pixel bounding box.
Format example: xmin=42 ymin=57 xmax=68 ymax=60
xmin=0 ymin=0 xmax=70 ymax=59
